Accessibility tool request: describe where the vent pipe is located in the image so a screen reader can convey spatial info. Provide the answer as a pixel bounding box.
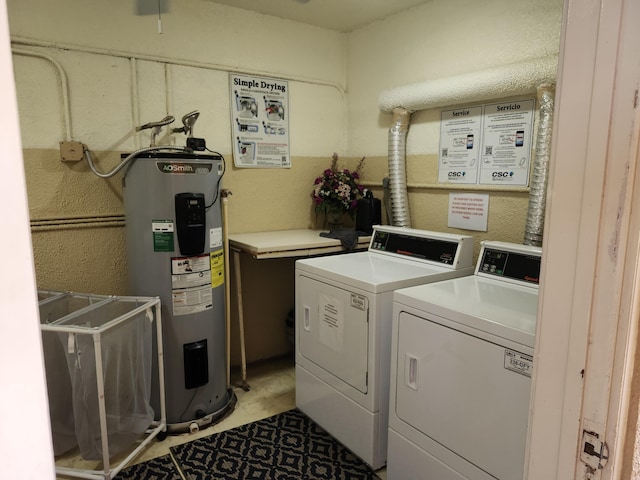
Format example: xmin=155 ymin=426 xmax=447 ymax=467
xmin=388 ymin=107 xmax=412 ymax=227
xmin=524 ymin=83 xmax=555 ymax=246
xmin=378 ymin=56 xmax=558 ymax=113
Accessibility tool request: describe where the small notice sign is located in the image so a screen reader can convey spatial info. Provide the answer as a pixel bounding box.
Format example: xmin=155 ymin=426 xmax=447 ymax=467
xmin=448 ymin=193 xmax=489 ymax=231
xmin=438 ymin=106 xmax=483 ymax=184
xmin=319 ymin=294 xmax=344 ymax=352
xmin=209 ymin=249 xmax=224 ymax=289
xmin=152 ymin=220 xmax=174 ymax=252
xmin=504 ymin=350 xmax=533 ymax=377
xmin=479 ymin=99 xmax=535 ymax=186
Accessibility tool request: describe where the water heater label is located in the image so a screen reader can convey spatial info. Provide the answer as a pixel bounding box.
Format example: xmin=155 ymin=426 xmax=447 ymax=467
xmin=210 ymin=227 xmax=223 ymax=248
xmin=171 ymin=254 xmax=213 ymax=316
xmin=172 ymin=285 xmax=213 ymax=317
xmin=152 ymin=220 xmax=174 ymax=252
xmin=210 ymin=250 xmax=224 ymax=288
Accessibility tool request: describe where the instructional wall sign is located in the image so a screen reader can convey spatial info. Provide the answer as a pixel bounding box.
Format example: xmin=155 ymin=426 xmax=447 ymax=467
xmin=438 ymin=99 xmax=535 ymax=187
xmin=438 ymin=106 xmax=483 ymax=184
xmin=229 ymin=73 xmax=291 ymax=168
xmin=448 ymin=193 xmax=489 ymax=231
xmin=479 ymin=99 xmax=534 ymax=185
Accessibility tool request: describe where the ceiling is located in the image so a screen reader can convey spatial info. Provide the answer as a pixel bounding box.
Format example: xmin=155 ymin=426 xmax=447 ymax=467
xmin=201 ymin=0 xmax=432 ymax=32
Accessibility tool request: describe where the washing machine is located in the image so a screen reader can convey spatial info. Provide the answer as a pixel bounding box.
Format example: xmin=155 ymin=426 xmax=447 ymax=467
xmin=295 ymin=226 xmax=475 ymax=469
xmin=387 ymin=240 xmax=542 ymax=480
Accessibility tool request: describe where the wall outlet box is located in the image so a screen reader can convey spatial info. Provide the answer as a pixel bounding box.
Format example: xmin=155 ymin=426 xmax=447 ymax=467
xmin=60 ymin=141 xmax=84 ymax=162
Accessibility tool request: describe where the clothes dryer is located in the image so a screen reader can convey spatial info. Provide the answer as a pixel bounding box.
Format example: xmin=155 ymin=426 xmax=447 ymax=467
xmin=295 ymin=226 xmax=475 ymax=469
xmin=387 ymin=241 xmax=542 ymax=480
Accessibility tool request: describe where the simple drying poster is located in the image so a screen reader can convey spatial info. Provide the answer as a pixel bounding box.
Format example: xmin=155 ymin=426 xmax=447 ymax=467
xmin=229 ymin=73 xmax=291 ymax=168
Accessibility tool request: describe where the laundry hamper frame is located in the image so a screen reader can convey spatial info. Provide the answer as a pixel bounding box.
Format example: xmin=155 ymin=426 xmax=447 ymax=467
xmin=39 ymin=294 xmax=166 ymax=480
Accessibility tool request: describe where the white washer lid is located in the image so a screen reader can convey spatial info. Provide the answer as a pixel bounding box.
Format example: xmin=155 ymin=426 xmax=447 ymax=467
xmin=296 ymin=251 xmax=474 ymax=293
xmin=394 ymin=275 xmax=538 ymax=348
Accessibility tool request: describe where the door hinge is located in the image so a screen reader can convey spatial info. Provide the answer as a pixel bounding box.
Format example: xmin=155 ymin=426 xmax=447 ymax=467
xmin=580 ymin=430 xmax=609 ymax=472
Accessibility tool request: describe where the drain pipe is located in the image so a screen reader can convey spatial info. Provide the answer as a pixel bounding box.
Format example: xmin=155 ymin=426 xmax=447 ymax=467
xmin=523 ymin=83 xmax=555 ymax=246
xmin=221 ymin=189 xmax=232 ymax=389
xmin=388 ymin=107 xmax=412 ymax=227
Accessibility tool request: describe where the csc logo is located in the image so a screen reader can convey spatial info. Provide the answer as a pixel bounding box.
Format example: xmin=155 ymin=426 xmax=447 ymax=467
xmin=448 ymin=171 xmax=466 ymax=177
xmin=492 ymin=171 xmax=513 ymax=178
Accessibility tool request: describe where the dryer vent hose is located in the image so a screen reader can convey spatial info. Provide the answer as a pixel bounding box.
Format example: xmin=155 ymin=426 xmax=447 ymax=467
xmin=388 ymin=107 xmax=412 ymax=227
xmin=524 ymin=83 xmax=555 ymax=246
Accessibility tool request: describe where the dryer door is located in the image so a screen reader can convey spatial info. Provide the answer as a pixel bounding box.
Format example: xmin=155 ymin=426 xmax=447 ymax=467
xmin=297 ymin=274 xmax=369 ymax=393
xmin=394 ymin=310 xmax=532 ymax=480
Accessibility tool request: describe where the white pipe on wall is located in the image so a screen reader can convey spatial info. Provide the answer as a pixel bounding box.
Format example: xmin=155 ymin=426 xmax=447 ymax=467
xmin=378 ymin=55 xmax=558 ymax=113
xmin=12 ymin=36 xmax=349 ymax=155
xmin=130 ymin=57 xmax=141 ymax=150
xmin=11 ymin=47 xmax=73 ymax=141
xmin=11 ymin=36 xmax=347 ymax=96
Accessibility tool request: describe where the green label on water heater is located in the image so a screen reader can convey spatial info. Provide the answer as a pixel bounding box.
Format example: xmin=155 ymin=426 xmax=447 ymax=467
xmin=152 ymin=220 xmax=174 ymax=252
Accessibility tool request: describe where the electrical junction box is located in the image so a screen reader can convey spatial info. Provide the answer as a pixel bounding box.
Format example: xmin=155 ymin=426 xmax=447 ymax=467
xmin=60 ymin=141 xmax=84 ymax=162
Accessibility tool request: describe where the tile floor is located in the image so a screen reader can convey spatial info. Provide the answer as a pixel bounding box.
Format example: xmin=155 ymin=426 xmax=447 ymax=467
xmin=55 ymin=355 xmax=387 ymax=479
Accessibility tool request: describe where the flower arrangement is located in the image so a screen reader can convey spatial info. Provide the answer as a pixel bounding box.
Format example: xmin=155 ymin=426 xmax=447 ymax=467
xmin=312 ymin=153 xmax=365 ymax=221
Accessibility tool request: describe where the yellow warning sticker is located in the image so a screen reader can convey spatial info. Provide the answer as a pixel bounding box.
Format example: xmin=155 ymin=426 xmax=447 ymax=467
xmin=210 ymin=249 xmax=225 ymax=288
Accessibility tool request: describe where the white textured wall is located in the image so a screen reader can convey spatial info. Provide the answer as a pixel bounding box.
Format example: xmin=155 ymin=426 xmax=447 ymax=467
xmin=346 ymin=0 xmax=564 ymax=156
xmin=8 ymin=0 xmax=347 ymax=155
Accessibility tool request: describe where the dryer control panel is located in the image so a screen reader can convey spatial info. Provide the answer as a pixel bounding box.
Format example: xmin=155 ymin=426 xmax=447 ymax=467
xmin=370 ymin=228 xmax=460 ymax=265
xmin=477 ymin=242 xmax=542 ymax=285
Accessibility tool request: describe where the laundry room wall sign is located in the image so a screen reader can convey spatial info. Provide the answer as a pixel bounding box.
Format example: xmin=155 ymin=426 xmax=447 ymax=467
xmin=447 ymin=193 xmax=489 ymax=231
xmin=229 ymin=73 xmax=291 ymax=168
xmin=438 ymin=105 xmax=483 ymax=185
xmin=438 ymin=99 xmax=535 ymax=186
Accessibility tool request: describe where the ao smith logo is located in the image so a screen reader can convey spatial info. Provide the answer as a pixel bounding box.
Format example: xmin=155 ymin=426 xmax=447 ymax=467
xmin=448 ymin=171 xmax=466 ymax=178
xmin=492 ymin=171 xmax=514 ymax=178
xmin=157 ymin=162 xmax=212 ymax=174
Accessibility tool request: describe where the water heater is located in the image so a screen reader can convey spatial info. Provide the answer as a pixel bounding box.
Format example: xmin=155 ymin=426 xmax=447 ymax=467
xmin=123 ymin=152 xmax=234 ymax=432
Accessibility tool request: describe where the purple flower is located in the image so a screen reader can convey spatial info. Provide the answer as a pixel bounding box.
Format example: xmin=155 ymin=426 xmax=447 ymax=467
xmin=312 ymin=155 xmax=366 ymax=216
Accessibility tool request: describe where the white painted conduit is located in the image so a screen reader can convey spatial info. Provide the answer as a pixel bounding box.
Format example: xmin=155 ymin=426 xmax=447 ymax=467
xmin=11 ymin=47 xmax=73 ymax=142
xmin=379 ymin=55 xmax=558 ymax=239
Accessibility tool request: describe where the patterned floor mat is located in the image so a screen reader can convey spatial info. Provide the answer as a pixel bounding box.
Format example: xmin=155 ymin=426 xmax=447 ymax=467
xmin=170 ymin=408 xmax=380 ymax=480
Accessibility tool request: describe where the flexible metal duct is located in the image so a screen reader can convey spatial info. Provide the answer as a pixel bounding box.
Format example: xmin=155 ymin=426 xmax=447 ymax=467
xmin=524 ymin=83 xmax=555 ymax=246
xmin=388 ymin=107 xmax=412 ymax=227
